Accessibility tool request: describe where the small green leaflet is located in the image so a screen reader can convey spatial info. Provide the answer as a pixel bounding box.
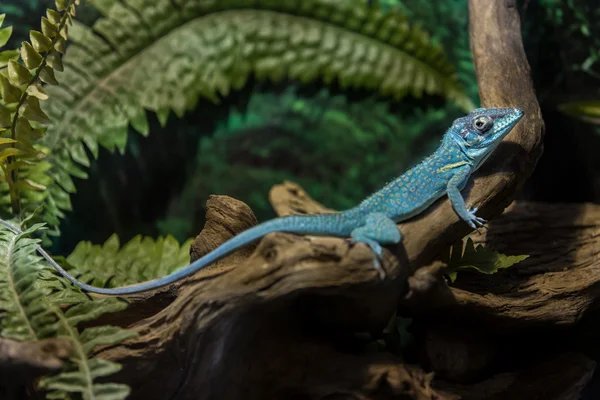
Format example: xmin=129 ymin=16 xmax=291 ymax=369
xmin=446 ymin=237 xmax=529 ymax=282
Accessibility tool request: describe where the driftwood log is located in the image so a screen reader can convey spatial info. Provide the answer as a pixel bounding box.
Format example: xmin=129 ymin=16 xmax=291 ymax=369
xmin=91 ymin=191 xmax=600 ymax=400
xmin=15 ymin=1 xmax=598 ymax=400
xmin=270 ymin=184 xmax=599 ymax=395
xmin=0 ymin=337 xmax=72 ymax=400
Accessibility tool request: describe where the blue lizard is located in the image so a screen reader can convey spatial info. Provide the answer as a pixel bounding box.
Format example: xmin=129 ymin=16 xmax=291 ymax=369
xmin=0 ymin=107 xmax=524 ymax=295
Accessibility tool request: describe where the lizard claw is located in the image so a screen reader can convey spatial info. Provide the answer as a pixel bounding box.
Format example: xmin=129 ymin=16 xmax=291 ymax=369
xmin=348 ymin=238 xmax=387 ymax=280
xmin=467 ymin=216 xmax=486 ymax=229
xmin=372 ymin=256 xmax=387 ymax=280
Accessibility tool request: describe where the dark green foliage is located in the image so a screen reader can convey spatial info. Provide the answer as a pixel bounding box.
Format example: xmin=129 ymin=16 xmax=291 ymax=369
xmin=0 ymin=2 xmax=138 ymax=398
xmin=0 ymin=1 xmax=56 ymax=49
xmin=0 ymin=0 xmax=100 ymax=48
xmin=518 ymin=0 xmax=600 ymax=205
xmin=0 ymin=222 xmax=135 ymax=399
xmin=543 ymin=1 xmax=600 ymax=133
xmin=522 ymin=0 xmax=600 ymax=99
xmin=149 ymin=0 xmax=479 ymax=236
xmin=62 ymin=233 xmax=192 ymax=288
xmin=158 ymin=86 xmax=460 ymax=238
xmin=50 ymin=108 xmax=206 ymax=252
xmin=393 ymin=0 xmax=479 ymax=103
xmin=38 ymin=0 xmax=473 ymax=237
xmin=539 ymin=0 xmax=600 ymax=80
xmin=0 ymin=2 xmax=79 ymax=225
xmin=558 ymin=100 xmax=600 ymax=125
xmin=444 ymin=238 xmax=529 ymax=282
xmin=158 ymin=0 xmax=478 ymax=234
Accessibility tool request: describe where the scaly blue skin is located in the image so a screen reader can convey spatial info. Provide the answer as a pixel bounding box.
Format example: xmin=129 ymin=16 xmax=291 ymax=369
xmin=0 ymin=107 xmax=524 ymax=295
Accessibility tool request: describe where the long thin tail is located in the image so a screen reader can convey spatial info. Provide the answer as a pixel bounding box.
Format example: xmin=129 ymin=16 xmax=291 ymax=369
xmin=0 ymin=213 xmax=352 ymax=295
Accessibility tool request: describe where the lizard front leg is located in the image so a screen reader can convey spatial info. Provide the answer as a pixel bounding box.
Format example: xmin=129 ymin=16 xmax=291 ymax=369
xmin=446 ymin=166 xmax=486 ymax=229
xmin=350 ymin=212 xmax=402 ymax=279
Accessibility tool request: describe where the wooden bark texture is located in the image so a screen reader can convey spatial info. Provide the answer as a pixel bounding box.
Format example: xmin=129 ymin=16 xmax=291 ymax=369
xmin=269 ymin=185 xmax=598 ymax=399
xmin=269 ymin=184 xmax=600 ymax=332
xmin=95 ymin=195 xmax=444 ymax=400
xmin=412 ymin=202 xmax=600 ymax=331
xmin=0 ymin=337 xmax=72 ymax=400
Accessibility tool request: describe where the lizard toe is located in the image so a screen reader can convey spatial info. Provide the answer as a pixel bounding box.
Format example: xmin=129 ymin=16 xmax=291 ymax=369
xmin=372 ymin=256 xmax=386 ymax=280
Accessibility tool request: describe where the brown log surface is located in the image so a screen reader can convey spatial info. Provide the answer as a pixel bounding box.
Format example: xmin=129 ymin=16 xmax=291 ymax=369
xmin=432 ymin=202 xmax=600 ymax=331
xmin=0 ymin=337 xmax=71 ymax=377
xmin=272 ymin=183 xmax=600 ymax=331
xmin=93 ymin=193 xmax=599 ymax=400
xmin=436 ymin=352 xmax=595 ymax=400
xmin=0 ymin=337 xmax=72 ymax=400
xmin=96 ymin=195 xmax=445 ymax=400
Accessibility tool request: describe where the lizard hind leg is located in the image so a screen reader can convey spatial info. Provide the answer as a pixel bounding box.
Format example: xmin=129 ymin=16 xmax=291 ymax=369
xmin=350 ymin=212 xmax=402 ymax=280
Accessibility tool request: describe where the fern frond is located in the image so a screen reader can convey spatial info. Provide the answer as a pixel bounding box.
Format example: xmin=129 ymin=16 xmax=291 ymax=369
xmin=62 ymin=233 xmax=193 ymax=288
xmin=0 ymin=223 xmax=54 ymax=341
xmin=0 ymin=221 xmax=134 ymax=399
xmin=39 ymin=0 xmax=474 ymax=232
xmin=0 ymin=1 xmax=80 ymax=218
xmin=39 ymin=297 xmax=135 ymax=400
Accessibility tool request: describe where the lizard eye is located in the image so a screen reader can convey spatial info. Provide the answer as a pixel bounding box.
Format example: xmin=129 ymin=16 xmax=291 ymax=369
xmin=472 ymin=116 xmax=493 ymax=133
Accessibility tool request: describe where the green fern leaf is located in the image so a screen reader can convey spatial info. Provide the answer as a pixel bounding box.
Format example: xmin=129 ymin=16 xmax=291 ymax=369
xmin=40 ymin=300 xmax=135 ymax=400
xmin=63 ymin=233 xmax=193 ymax=288
xmin=0 ymin=1 xmax=79 ymax=220
xmin=446 ymin=237 xmax=529 ymax=282
xmin=0 ymin=223 xmax=52 ymax=341
xmin=39 ymin=0 xmax=473 ymax=232
xmin=0 ymin=222 xmax=134 ymax=399
xmin=0 ymin=17 xmax=12 ymax=48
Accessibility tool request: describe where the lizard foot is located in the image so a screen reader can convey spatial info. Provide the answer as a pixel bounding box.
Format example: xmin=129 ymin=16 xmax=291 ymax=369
xmin=466 ymin=206 xmax=486 ymax=229
xmin=349 ymin=212 xmax=402 ymax=281
xmin=372 ymin=255 xmax=386 ymax=280
xmin=348 ymin=238 xmax=387 ymax=280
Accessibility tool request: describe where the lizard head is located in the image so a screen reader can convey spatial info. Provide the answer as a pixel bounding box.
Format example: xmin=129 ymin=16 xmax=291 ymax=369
xmin=449 ymin=107 xmax=524 ymax=168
